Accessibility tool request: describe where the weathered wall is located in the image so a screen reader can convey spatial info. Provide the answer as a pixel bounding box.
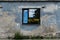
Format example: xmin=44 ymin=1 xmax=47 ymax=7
xmin=0 ymin=2 xmax=59 ymax=38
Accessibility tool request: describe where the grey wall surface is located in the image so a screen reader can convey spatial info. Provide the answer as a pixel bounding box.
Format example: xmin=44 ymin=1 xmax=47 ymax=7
xmin=0 ymin=2 xmax=59 ymax=31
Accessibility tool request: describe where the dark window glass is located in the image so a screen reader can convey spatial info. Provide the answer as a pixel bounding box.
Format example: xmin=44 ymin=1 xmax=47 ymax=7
xmin=22 ymin=8 xmax=40 ymax=25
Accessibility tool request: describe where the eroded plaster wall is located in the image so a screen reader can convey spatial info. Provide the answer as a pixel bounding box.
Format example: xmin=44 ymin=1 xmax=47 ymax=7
xmin=0 ymin=2 xmax=59 ymax=38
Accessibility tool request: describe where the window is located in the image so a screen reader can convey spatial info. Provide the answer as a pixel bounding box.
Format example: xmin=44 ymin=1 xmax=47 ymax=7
xmin=22 ymin=8 xmax=40 ymax=25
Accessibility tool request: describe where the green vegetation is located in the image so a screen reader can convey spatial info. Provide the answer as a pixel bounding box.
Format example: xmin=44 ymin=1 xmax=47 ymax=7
xmin=13 ymin=32 xmax=23 ymax=39
xmin=7 ymin=32 xmax=60 ymax=39
xmin=13 ymin=32 xmax=43 ymax=39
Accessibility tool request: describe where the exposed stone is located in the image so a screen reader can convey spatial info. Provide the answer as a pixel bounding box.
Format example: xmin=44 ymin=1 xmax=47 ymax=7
xmin=0 ymin=11 xmax=18 ymax=38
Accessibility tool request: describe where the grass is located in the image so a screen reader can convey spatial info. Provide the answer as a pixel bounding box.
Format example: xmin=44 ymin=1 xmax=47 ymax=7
xmin=7 ymin=32 xmax=60 ymax=39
